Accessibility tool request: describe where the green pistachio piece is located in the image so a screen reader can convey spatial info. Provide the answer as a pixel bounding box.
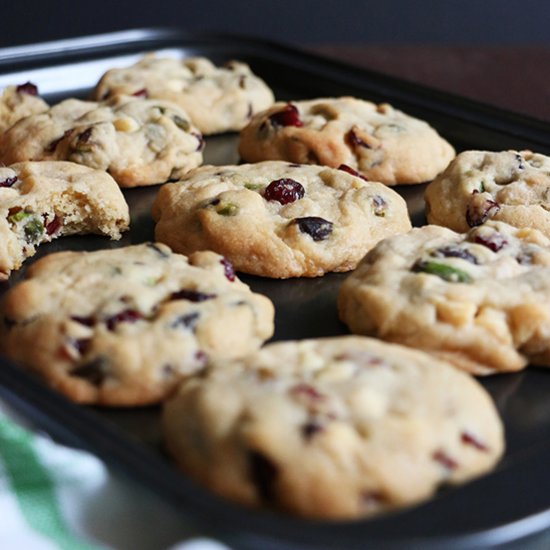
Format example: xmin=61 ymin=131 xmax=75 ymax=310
xmin=172 ymin=115 xmax=190 ymax=132
xmin=23 ymin=218 xmax=44 ymax=242
xmin=217 ymin=203 xmax=239 ymax=216
xmin=8 ymin=210 xmax=31 ymax=224
xmin=412 ymin=260 xmax=473 ymax=283
xmin=244 ymin=182 xmax=264 ymax=190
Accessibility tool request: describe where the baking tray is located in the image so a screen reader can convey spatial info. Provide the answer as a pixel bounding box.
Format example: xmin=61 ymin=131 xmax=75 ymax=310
xmin=1 ymin=28 xmax=550 ymax=550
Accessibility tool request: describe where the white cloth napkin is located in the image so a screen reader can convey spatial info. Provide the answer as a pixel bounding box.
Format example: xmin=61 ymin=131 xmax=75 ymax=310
xmin=0 ymin=402 xmax=231 ymax=550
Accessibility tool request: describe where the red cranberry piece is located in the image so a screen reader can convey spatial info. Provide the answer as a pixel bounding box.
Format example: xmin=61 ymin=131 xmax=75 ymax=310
xmin=472 ymin=232 xmax=508 ymax=252
xmin=461 ymin=431 xmax=489 ymax=451
xmin=269 ymin=103 xmax=303 ymax=127
xmin=105 ymin=309 xmax=142 ymax=331
xmin=70 ymin=357 xmax=108 ymax=386
xmin=290 ymin=383 xmax=324 ymax=400
xmin=170 ymin=289 xmax=216 ymax=302
xmin=221 ymin=258 xmax=235 ymax=281
xmin=338 ymin=164 xmax=368 ymax=181
xmin=432 ymin=450 xmax=458 ymax=470
xmin=263 ymin=178 xmax=305 ymax=205
xmin=301 ymin=420 xmax=324 ymax=440
xmin=431 ymin=245 xmax=478 ymax=264
xmin=16 ymin=82 xmax=38 ymax=96
xmin=0 ymin=176 xmax=17 ymax=188
xmin=294 ymin=216 xmax=333 ymax=241
xmin=248 ymin=451 xmax=278 ymax=502
xmin=132 ymin=88 xmax=148 ymax=98
xmin=347 ymin=128 xmax=371 ymax=149
xmin=45 ymin=216 xmax=62 ymax=235
xmin=466 ymin=191 xmax=500 ymax=227
xmin=71 ymin=315 xmax=95 ymax=327
xmin=171 ymin=311 xmax=200 ymax=329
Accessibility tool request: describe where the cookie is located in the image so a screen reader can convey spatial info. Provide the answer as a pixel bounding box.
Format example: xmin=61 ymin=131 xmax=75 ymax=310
xmin=162 ymin=336 xmax=504 ymax=519
xmin=152 ymin=161 xmax=412 ymax=278
xmin=425 ymin=150 xmax=550 ymax=236
xmin=0 ymin=83 xmax=49 ymax=134
xmin=0 ymin=161 xmax=129 ymax=280
xmin=338 ymin=221 xmax=550 ymax=375
xmin=0 ymin=244 xmax=274 ymax=406
xmin=93 ymin=56 xmax=275 ymax=135
xmin=238 ymin=97 xmax=455 ymax=185
xmin=0 ymin=95 xmax=203 ymax=187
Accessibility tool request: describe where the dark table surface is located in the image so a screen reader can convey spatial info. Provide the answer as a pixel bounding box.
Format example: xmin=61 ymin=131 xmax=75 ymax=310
xmin=310 ymin=44 xmax=550 ymax=124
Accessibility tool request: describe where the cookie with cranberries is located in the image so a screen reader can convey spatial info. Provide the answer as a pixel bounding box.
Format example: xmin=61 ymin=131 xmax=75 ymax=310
xmin=238 ymin=97 xmax=455 ymax=185
xmin=0 ymin=161 xmax=129 ymax=280
xmin=151 ymin=161 xmax=411 ymax=278
xmin=0 ymin=244 xmax=274 ymax=405
xmin=425 ymin=150 xmax=550 ymax=236
xmin=338 ymin=221 xmax=550 ymax=374
xmin=92 ymin=55 xmax=274 ymax=135
xmin=162 ymin=336 xmax=503 ymax=519
xmin=0 ymin=83 xmax=48 ymax=133
xmin=0 ymin=94 xmax=203 ymax=187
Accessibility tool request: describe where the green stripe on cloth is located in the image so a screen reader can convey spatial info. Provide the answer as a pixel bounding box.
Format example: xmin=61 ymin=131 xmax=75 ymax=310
xmin=0 ymin=417 xmax=100 ymax=550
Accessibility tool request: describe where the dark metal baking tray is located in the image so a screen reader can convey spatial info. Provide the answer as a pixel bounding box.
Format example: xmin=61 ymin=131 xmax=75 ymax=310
xmin=1 ymin=28 xmax=550 ymax=550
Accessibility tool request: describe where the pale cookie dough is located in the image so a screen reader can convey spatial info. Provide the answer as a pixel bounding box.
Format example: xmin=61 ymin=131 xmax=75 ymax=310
xmin=0 ymin=244 xmax=274 ymax=406
xmin=0 ymin=161 xmax=129 ymax=280
xmin=162 ymin=336 xmax=504 ymax=519
xmin=0 ymin=95 xmax=203 ymax=187
xmin=338 ymin=221 xmax=550 ymax=375
xmin=425 ymin=150 xmax=550 ymax=236
xmin=0 ymin=83 xmax=48 ymax=134
xmin=93 ymin=56 xmax=275 ymax=135
xmin=238 ymin=97 xmax=455 ymax=185
xmin=152 ymin=161 xmax=412 ymax=278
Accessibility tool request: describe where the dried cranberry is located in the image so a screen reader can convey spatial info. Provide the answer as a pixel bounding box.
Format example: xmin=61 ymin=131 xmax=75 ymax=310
xmin=461 ymin=431 xmax=489 ymax=451
xmin=132 ymin=88 xmax=148 ymax=98
xmin=171 ymin=311 xmax=200 ymax=329
xmin=431 ymin=245 xmax=478 ymax=264
xmin=73 ymin=338 xmax=91 ymax=355
xmin=432 ymin=450 xmax=458 ymax=470
xmin=170 ymin=289 xmax=216 ymax=302
xmin=294 ymin=216 xmax=333 ymax=241
xmin=105 ymin=310 xmax=142 ymax=331
xmin=70 ymin=357 xmax=108 ymax=386
xmin=269 ymin=103 xmax=303 ymax=127
xmin=290 ymin=383 xmax=324 ymax=400
xmin=263 ymin=178 xmax=305 ymax=205
xmin=0 ymin=176 xmax=17 ymax=188
xmin=338 ymin=164 xmax=368 ymax=181
xmin=46 ymin=129 xmax=72 ymax=152
xmin=71 ymin=315 xmax=95 ymax=327
xmin=16 ymin=82 xmax=38 ymax=96
xmin=466 ymin=192 xmax=500 ymax=227
xmin=472 ymin=232 xmax=507 ymax=253
xmin=301 ymin=420 xmax=324 ymax=440
xmin=77 ymin=128 xmax=93 ymax=144
xmin=346 ymin=128 xmax=371 ymax=149
xmin=221 ymin=258 xmax=235 ymax=281
xmin=248 ymin=451 xmax=278 ymax=502
xmin=45 ymin=216 xmax=62 ymax=235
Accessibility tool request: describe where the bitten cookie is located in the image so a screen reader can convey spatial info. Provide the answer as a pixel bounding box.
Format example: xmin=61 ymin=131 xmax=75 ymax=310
xmin=0 ymin=161 xmax=129 ymax=280
xmin=93 ymin=56 xmax=275 ymax=135
xmin=162 ymin=336 xmax=504 ymax=519
xmin=152 ymin=161 xmax=412 ymax=278
xmin=0 ymin=83 xmax=49 ymax=134
xmin=238 ymin=97 xmax=455 ymax=185
xmin=0 ymin=244 xmax=274 ymax=406
xmin=338 ymin=221 xmax=550 ymax=375
xmin=0 ymin=95 xmax=203 ymax=187
xmin=425 ymin=150 xmax=550 ymax=236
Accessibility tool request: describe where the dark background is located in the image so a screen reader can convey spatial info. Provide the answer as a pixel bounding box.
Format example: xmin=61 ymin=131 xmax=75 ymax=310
xmin=4 ymin=0 xmax=550 ymax=47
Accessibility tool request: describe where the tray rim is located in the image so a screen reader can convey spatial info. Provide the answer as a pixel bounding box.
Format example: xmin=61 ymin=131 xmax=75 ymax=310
xmin=1 ymin=27 xmax=550 ymax=550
